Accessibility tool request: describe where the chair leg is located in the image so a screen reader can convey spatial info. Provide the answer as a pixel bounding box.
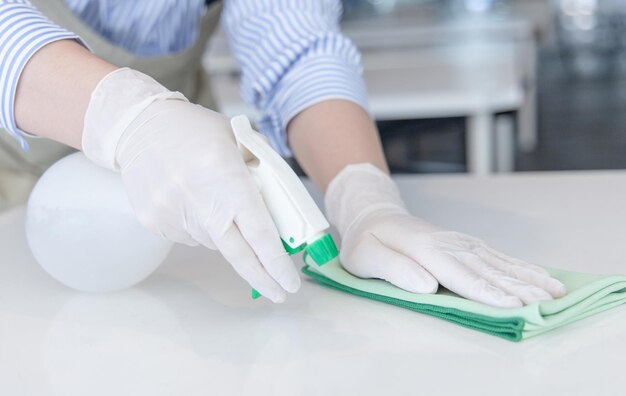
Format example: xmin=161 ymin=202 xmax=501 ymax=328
xmin=466 ymin=112 xmax=493 ymax=175
xmin=495 ymin=114 xmax=515 ymax=173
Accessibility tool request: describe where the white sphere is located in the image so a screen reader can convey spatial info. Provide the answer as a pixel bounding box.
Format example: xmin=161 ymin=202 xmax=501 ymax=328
xmin=25 ymin=152 xmax=173 ymax=292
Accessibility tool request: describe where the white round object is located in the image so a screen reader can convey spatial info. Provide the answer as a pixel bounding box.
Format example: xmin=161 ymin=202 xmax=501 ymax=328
xmin=25 ymin=152 xmax=173 ymax=292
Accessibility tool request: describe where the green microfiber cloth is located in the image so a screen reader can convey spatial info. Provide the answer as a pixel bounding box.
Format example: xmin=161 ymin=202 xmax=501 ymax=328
xmin=302 ymin=255 xmax=626 ymax=342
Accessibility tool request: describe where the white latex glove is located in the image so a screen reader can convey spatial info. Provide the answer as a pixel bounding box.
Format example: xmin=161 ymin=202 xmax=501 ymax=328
xmin=81 ymin=68 xmax=300 ymax=302
xmin=325 ymin=163 xmax=567 ymax=308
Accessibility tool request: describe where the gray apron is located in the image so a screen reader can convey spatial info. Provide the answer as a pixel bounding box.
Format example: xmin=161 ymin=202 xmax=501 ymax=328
xmin=0 ymin=0 xmax=222 ymax=210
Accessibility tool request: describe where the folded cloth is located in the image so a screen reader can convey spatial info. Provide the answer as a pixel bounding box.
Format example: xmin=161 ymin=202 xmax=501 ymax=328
xmin=302 ymin=255 xmax=626 ymax=341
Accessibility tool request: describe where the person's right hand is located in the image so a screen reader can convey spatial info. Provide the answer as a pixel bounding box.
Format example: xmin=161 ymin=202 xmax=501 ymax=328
xmin=325 ymin=163 xmax=567 ymax=308
xmin=81 ymin=68 xmax=300 ymax=302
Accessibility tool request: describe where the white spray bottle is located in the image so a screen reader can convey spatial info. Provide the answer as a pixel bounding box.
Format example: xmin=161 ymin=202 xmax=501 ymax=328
xmin=230 ymin=115 xmax=338 ymax=299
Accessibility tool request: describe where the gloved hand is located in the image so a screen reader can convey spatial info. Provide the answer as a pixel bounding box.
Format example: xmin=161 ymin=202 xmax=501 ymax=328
xmin=325 ymin=163 xmax=567 ymax=308
xmin=81 ymin=68 xmax=300 ymax=302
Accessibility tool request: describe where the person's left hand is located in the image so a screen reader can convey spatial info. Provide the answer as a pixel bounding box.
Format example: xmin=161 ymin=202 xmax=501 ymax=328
xmin=324 ymin=163 xmax=567 ymax=308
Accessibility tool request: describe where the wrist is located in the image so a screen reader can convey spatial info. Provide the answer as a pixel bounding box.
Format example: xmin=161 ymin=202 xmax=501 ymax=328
xmin=14 ymin=40 xmax=116 ymax=149
xmin=324 ymin=163 xmax=407 ymax=236
xmin=82 ymin=68 xmax=187 ymax=171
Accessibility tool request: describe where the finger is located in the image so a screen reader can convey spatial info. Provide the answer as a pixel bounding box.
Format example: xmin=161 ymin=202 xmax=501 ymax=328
xmin=404 ymin=248 xmax=523 ymax=308
xmin=159 ymin=228 xmax=199 ymax=247
xmin=181 ymin=206 xmax=217 ymax=249
xmin=235 ymin=203 xmax=301 ymax=294
xmin=137 ymin=212 xmax=199 ymax=247
xmin=183 ymin=208 xmax=222 ymax=250
xmin=209 ymin=222 xmax=287 ymax=303
xmin=478 ymin=248 xmax=567 ymax=298
xmin=344 ymin=238 xmax=439 ymax=294
xmin=136 ymin=203 xmax=202 ymax=247
xmin=185 ymin=226 xmax=217 ymax=249
xmin=462 ymin=253 xmax=554 ymax=305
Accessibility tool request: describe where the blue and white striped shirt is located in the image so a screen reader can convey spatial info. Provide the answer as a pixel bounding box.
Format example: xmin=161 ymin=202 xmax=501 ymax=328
xmin=0 ymin=0 xmax=368 ymax=155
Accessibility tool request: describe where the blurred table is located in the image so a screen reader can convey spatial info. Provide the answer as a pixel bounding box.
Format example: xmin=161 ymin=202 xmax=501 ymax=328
xmin=1 ymin=171 xmax=625 ymax=395
xmin=207 ymin=15 xmax=537 ymax=175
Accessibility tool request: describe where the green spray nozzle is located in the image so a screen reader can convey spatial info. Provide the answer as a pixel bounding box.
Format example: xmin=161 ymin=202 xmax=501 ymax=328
xmin=251 ymin=233 xmax=338 ymax=300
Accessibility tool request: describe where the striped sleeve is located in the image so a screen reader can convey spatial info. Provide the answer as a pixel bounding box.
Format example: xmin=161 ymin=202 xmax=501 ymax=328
xmin=0 ymin=0 xmax=81 ymax=150
xmin=222 ymin=0 xmax=369 ymax=156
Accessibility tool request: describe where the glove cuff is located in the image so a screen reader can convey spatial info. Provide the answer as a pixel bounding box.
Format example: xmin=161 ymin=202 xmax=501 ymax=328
xmin=324 ymin=163 xmax=407 ymax=236
xmin=82 ymin=67 xmax=188 ymax=171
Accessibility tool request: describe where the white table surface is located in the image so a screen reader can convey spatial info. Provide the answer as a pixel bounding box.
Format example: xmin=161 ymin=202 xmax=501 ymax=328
xmin=1 ymin=171 xmax=625 ymax=396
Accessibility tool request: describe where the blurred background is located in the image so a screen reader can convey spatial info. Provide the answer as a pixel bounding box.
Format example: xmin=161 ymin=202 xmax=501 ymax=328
xmin=206 ymin=0 xmax=626 ymax=175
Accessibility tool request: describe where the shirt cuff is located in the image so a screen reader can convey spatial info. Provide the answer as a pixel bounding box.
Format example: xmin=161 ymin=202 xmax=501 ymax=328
xmin=257 ymin=55 xmax=370 ymax=157
xmin=0 ymin=2 xmax=82 ymax=150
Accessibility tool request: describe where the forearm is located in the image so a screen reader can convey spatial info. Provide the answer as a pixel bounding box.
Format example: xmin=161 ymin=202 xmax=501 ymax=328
xmin=14 ymin=39 xmax=117 ymax=149
xmin=288 ymin=99 xmax=388 ymax=192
